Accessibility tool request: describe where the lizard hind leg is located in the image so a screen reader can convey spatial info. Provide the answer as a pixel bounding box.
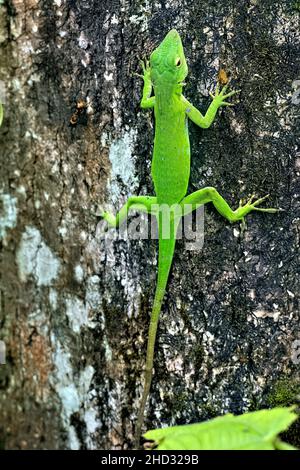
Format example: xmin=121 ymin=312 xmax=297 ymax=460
xmin=101 ymin=195 xmax=158 ymax=228
xmin=180 ymin=187 xmax=278 ymax=223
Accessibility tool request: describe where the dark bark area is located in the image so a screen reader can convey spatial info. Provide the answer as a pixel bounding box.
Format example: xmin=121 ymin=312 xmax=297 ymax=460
xmin=0 ymin=0 xmax=299 ymax=449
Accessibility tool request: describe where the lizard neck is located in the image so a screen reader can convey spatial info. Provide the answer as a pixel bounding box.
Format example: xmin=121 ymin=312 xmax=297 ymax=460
xmin=154 ymin=83 xmax=183 ymax=114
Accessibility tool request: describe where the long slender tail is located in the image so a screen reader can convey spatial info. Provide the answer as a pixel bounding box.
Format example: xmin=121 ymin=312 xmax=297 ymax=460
xmin=134 ymin=216 xmax=178 ymax=448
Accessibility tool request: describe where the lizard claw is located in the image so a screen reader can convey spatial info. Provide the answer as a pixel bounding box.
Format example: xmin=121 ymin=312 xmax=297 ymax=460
xmin=220 ymin=101 xmax=235 ymax=107
xmin=219 ymin=81 xmax=231 ymax=95
xmin=246 ymin=194 xmax=259 ymax=206
xmin=223 ymin=89 xmax=241 ymax=99
xmin=234 ymin=194 xmax=279 ymax=220
xmin=139 ymin=59 xmax=146 ymax=72
xmin=134 ymin=59 xmax=151 ymax=81
xmin=132 ymin=72 xmax=144 ymax=79
xmin=252 ymin=194 xmax=269 ymax=207
xmin=210 ymin=80 xmax=240 ymax=107
xmin=94 ymin=205 xmax=106 ymax=217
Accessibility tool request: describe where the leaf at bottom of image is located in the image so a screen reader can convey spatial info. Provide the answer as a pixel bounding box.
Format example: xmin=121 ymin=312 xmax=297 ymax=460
xmin=144 ymin=407 xmax=298 ymax=450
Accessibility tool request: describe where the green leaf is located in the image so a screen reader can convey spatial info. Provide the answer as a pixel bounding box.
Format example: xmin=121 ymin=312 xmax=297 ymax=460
xmin=274 ymin=439 xmax=297 ymax=450
xmin=144 ymin=407 xmax=298 ymax=450
xmin=0 ymin=103 xmax=3 ymax=127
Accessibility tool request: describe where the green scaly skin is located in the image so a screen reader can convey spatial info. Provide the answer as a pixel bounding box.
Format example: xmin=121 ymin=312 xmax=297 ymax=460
xmin=101 ymin=29 xmax=278 ymax=448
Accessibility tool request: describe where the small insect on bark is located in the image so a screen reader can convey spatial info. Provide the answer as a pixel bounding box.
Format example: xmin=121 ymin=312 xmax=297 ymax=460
xmin=218 ymin=68 xmax=229 ymax=86
xmin=70 ymin=99 xmax=87 ymax=125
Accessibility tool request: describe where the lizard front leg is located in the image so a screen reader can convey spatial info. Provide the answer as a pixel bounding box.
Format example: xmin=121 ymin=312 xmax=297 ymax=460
xmin=102 ymin=195 xmax=157 ymax=228
xmin=135 ymin=60 xmax=155 ymax=109
xmin=180 ymin=187 xmax=278 ymax=223
xmin=103 ymin=60 xmax=156 ymax=229
xmin=182 ymin=82 xmax=239 ymax=129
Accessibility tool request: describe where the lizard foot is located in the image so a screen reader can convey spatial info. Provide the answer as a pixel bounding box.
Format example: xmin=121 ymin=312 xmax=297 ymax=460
xmin=133 ymin=59 xmax=150 ymax=81
xmin=101 ymin=211 xmax=117 ymax=228
xmin=233 ymin=194 xmax=279 ymax=222
xmin=210 ymin=81 xmax=241 ymax=107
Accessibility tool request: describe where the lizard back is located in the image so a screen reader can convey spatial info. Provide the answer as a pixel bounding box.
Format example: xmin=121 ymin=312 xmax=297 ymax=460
xmin=151 ymin=95 xmax=190 ymax=205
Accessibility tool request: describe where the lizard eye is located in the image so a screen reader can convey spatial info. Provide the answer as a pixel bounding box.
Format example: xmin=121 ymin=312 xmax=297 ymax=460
xmin=175 ymin=57 xmax=181 ymax=67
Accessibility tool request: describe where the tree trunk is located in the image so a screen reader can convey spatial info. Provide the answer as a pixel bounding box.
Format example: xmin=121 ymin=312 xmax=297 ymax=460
xmin=0 ymin=0 xmax=299 ymax=450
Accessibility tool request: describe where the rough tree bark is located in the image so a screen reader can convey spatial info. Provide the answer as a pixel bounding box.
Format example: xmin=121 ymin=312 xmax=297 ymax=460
xmin=0 ymin=0 xmax=299 ymax=450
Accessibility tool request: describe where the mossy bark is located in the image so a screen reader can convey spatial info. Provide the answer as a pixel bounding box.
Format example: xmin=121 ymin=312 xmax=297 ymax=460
xmin=0 ymin=0 xmax=299 ymax=449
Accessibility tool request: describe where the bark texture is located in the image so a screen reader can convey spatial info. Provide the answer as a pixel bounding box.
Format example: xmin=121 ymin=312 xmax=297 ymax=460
xmin=0 ymin=0 xmax=299 ymax=449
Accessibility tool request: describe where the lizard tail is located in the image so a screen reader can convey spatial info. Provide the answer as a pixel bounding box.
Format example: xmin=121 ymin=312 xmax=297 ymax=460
xmin=134 ymin=216 xmax=178 ymax=448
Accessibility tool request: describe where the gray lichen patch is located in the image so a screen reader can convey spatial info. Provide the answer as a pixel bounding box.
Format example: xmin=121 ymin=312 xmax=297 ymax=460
xmin=65 ymin=276 xmax=101 ymax=333
xmin=0 ymin=192 xmax=18 ymax=241
xmin=65 ymin=296 xmax=89 ymax=334
xmin=16 ymin=226 xmax=61 ymax=286
xmin=107 ymin=130 xmax=139 ymax=205
xmin=50 ymin=336 xmax=100 ymax=449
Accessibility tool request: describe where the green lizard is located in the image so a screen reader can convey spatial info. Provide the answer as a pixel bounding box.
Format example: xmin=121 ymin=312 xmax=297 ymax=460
xmin=101 ymin=29 xmax=278 ymax=448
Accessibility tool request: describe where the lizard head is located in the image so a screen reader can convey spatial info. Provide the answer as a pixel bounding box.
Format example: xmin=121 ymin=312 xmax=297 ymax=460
xmin=150 ymin=29 xmax=188 ymax=89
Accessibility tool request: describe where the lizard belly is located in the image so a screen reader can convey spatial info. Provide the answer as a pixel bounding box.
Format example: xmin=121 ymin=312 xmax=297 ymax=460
xmin=151 ymin=120 xmax=190 ymax=205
